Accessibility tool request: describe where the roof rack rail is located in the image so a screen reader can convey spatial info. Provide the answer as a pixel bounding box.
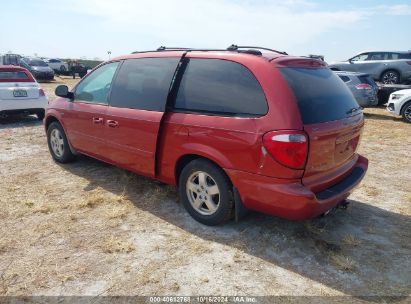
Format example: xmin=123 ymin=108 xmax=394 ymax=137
xmin=227 ymin=45 xmax=288 ymax=55
xmin=157 ymin=46 xmax=192 ymax=51
xmin=131 ymin=45 xmax=288 ymax=56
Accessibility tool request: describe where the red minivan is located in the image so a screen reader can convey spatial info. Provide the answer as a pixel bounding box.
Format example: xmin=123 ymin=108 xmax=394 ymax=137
xmin=45 ymin=46 xmax=368 ymax=225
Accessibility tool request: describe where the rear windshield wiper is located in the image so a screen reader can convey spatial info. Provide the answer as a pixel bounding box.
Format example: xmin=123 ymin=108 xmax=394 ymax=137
xmin=346 ymin=106 xmax=363 ymax=116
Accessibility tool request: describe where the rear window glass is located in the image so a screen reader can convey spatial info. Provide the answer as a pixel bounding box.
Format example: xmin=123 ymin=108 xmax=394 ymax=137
xmin=0 ymin=71 xmax=29 ymax=79
xmin=398 ymin=53 xmax=411 ymax=59
xmin=280 ymin=68 xmax=359 ymax=124
xmin=174 ymin=59 xmax=267 ymax=116
xmin=110 ymin=58 xmax=180 ymax=111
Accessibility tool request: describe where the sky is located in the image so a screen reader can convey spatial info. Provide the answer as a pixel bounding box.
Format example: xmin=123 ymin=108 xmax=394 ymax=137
xmin=1 ymin=0 xmax=410 ymax=62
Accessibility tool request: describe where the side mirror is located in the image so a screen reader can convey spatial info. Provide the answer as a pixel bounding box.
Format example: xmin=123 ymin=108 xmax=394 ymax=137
xmin=55 ymin=85 xmax=74 ymax=99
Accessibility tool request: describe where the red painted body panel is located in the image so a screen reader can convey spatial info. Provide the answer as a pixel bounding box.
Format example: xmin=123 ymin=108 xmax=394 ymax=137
xmin=45 ymin=50 xmax=369 ymax=221
xmin=226 ymin=155 xmax=368 ymax=220
xmin=104 ymin=107 xmax=163 ymax=177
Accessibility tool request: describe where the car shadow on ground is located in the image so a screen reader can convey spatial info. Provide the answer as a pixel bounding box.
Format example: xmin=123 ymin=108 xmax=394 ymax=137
xmin=61 ymin=155 xmax=411 ymax=301
xmin=363 ymin=112 xmax=403 ymax=122
xmin=0 ymin=115 xmax=42 ymax=129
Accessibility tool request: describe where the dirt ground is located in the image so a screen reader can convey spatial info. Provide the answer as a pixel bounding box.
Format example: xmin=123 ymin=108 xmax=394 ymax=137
xmin=0 ymin=76 xmax=410 ymax=300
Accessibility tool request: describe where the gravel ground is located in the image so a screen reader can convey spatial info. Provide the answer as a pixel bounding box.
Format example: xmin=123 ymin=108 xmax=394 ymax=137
xmin=0 ymin=77 xmax=410 ymax=300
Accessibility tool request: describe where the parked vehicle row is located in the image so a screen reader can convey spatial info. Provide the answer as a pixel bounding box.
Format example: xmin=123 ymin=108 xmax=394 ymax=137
xmin=44 ymin=46 xmax=368 ymax=225
xmin=329 ymin=51 xmax=411 ymax=84
xmin=0 ymin=65 xmax=48 ymax=120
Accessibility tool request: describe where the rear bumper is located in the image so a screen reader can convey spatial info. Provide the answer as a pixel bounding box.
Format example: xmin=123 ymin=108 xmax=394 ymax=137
xmin=226 ymin=155 xmax=368 ymax=220
xmin=0 ymin=97 xmax=48 ymax=112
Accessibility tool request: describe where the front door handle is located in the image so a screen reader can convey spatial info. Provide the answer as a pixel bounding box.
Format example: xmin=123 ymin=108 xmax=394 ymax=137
xmin=107 ymin=120 xmax=119 ymax=128
xmin=92 ymin=117 xmax=104 ymax=124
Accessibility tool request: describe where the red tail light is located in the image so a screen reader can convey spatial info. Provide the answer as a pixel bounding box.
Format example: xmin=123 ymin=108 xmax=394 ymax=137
xmin=263 ymin=130 xmax=308 ymax=169
xmin=355 ymin=83 xmax=371 ymax=90
xmin=39 ymin=88 xmax=45 ymax=96
xmin=406 ymin=61 xmax=411 ymax=65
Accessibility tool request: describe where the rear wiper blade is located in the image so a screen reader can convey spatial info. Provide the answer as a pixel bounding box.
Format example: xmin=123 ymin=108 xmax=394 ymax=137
xmin=346 ymin=106 xmax=363 ymax=115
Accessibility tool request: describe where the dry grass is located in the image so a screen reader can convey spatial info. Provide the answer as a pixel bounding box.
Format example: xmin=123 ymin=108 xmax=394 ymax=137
xmin=342 ymin=234 xmax=361 ymax=246
xmin=101 ymin=236 xmax=136 ymax=254
xmin=329 ymin=254 xmax=357 ymax=272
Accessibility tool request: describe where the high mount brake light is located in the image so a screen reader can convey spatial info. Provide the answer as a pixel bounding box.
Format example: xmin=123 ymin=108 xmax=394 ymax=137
xmin=263 ymin=131 xmax=308 ymax=169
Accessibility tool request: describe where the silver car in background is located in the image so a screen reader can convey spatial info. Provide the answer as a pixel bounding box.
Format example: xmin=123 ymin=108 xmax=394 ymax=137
xmin=329 ymin=51 xmax=411 ymax=84
xmin=335 ymin=71 xmax=379 ymax=107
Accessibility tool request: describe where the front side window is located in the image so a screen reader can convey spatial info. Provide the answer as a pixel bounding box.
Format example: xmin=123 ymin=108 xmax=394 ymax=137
xmin=75 ymin=61 xmax=119 ymax=104
xmin=351 ymin=53 xmax=369 ymax=62
xmin=174 ymin=59 xmax=267 ymax=116
xmin=109 ymin=58 xmax=180 ymax=111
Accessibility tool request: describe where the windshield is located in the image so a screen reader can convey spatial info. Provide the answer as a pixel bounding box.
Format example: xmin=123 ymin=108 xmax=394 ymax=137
xmin=280 ymin=67 xmax=360 ymax=124
xmin=27 ymin=59 xmax=48 ymax=67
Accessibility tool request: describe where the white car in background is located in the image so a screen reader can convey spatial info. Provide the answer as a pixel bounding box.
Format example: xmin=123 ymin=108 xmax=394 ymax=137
xmin=44 ymin=58 xmax=69 ymax=73
xmin=0 ymin=65 xmax=48 ymax=120
xmin=386 ymin=89 xmax=411 ymax=123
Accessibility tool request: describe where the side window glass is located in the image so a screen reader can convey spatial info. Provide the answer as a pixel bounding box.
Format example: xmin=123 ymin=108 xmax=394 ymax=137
xmin=351 ymin=53 xmax=369 ymax=62
xmin=338 ymin=75 xmax=350 ymax=82
xmin=75 ymin=61 xmax=119 ymax=104
xmin=109 ymin=58 xmax=180 ymax=111
xmin=174 ymin=59 xmax=267 ymax=116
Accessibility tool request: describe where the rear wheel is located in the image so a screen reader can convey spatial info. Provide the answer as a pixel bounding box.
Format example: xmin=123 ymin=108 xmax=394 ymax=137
xmin=47 ymin=122 xmax=75 ymax=163
xmin=381 ymin=70 xmax=400 ymax=84
xmin=401 ymin=101 xmax=411 ymax=123
xmin=179 ymin=159 xmax=233 ymax=226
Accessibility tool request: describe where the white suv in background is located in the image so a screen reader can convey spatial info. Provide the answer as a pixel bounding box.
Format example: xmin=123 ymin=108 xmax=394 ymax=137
xmin=386 ymin=89 xmax=411 ymax=123
xmin=44 ymin=58 xmax=69 ymax=73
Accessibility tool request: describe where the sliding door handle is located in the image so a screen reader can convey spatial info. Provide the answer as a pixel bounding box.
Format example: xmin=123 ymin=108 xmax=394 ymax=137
xmin=107 ymin=120 xmax=119 ymax=128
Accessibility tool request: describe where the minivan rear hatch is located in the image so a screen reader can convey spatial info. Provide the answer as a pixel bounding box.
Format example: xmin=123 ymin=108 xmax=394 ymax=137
xmin=279 ymin=64 xmax=364 ymax=192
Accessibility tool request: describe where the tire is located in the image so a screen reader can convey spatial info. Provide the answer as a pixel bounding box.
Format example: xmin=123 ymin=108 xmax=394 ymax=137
xmin=400 ymin=101 xmax=411 ymax=123
xmin=36 ymin=110 xmax=45 ymax=121
xmin=47 ymin=122 xmax=75 ymax=163
xmin=381 ymin=70 xmax=400 ymax=84
xmin=179 ymin=159 xmax=234 ymax=226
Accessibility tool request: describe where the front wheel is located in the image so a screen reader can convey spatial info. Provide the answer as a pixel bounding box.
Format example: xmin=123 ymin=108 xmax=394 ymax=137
xmin=381 ymin=70 xmax=400 ymax=84
xmin=401 ymin=101 xmax=411 ymax=123
xmin=179 ymin=159 xmax=233 ymax=226
xmin=47 ymin=122 xmax=75 ymax=163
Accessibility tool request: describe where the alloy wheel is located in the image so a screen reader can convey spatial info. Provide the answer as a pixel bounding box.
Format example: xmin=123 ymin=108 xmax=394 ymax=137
xmin=186 ymin=171 xmax=220 ymax=216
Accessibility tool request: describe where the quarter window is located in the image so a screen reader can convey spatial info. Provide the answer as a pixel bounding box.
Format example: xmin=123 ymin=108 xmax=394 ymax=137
xmin=174 ymin=59 xmax=267 ymax=116
xmin=109 ymin=58 xmax=180 ymax=111
xmin=75 ymin=61 xmax=119 ymax=104
xmin=338 ymin=75 xmax=350 ymax=82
